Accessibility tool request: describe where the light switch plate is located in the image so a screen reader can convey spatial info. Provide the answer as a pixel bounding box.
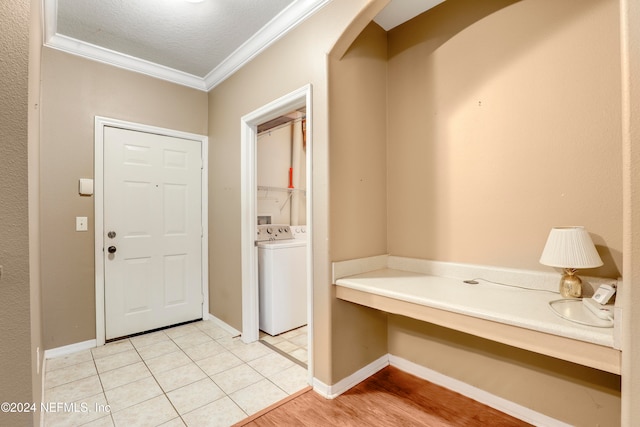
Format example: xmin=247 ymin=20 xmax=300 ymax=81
xmin=76 ymin=217 xmax=88 ymax=231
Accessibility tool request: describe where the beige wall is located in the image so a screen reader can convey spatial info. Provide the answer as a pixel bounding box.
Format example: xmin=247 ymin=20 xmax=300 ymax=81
xmin=387 ymin=0 xmax=622 ymax=278
xmin=14 ymin=0 xmax=634 ymax=423
xmin=329 ymin=22 xmax=388 ymax=262
xmin=0 ymin=0 xmax=37 ymax=425
xmin=39 ymin=48 xmax=208 ymax=349
xmin=328 ymin=22 xmax=389 ymax=380
xmin=0 ymin=0 xmax=636 ymax=423
xmin=207 ymin=0 xmax=388 ymax=383
xmin=384 ymin=2 xmax=622 ymax=423
xmin=389 ymin=317 xmax=621 ymax=425
xmin=327 ymin=0 xmax=623 ymax=424
xmin=620 ymin=0 xmax=640 ymax=424
xmin=36 ymin=0 xmax=389 ymax=381
xmin=28 ymin=0 xmax=44 ymax=423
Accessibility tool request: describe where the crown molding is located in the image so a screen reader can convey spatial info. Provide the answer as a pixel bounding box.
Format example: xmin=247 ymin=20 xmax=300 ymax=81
xmin=45 ymin=34 xmax=209 ymax=91
xmin=42 ymin=0 xmax=330 ymax=92
xmin=203 ymin=0 xmax=330 ymax=90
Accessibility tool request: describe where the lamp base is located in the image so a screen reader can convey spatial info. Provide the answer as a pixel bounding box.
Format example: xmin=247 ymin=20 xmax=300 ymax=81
xmin=559 ymin=269 xmax=582 ymax=298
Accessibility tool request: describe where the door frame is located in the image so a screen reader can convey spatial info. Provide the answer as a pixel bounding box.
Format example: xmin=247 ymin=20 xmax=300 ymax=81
xmin=94 ymin=116 xmax=209 ymax=346
xmin=240 ymin=85 xmax=313 ymax=368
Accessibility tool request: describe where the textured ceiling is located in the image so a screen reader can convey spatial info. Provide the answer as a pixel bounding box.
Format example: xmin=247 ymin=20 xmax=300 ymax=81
xmin=45 ymin=0 xmax=442 ymax=91
xmin=374 ymin=0 xmax=445 ymax=31
xmin=56 ymin=0 xmax=294 ymax=78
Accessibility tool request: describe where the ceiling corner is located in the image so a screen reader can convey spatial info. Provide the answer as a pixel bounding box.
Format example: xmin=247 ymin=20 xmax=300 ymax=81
xmin=42 ymin=0 xmax=331 ymax=92
xmin=204 ymin=0 xmax=331 ymax=91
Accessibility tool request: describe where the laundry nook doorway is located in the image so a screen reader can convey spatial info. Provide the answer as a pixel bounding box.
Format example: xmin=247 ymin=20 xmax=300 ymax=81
xmin=240 ymin=85 xmax=313 ymax=378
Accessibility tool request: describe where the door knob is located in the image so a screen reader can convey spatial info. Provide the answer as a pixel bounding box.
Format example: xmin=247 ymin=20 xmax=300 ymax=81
xmin=107 ymin=246 xmax=117 ymax=254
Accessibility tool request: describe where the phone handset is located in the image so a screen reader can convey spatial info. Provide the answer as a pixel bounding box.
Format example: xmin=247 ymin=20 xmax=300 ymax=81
xmin=582 ymin=284 xmax=616 ymax=320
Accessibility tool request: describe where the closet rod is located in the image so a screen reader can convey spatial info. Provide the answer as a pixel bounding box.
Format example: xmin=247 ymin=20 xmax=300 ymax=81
xmin=258 ymin=185 xmax=306 ymax=194
xmin=258 ymin=116 xmax=306 ymax=136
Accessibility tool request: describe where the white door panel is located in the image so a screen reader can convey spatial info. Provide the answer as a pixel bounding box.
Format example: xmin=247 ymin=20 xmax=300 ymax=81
xmin=104 ymin=126 xmax=202 ymax=340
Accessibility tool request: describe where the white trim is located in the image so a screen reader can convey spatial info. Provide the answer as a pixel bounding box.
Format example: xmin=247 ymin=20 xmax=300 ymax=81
xmin=388 ymin=355 xmax=572 ymax=427
xmin=95 ymin=119 xmax=106 ymax=347
xmin=204 ymin=0 xmax=330 ymax=90
xmin=332 ymin=254 xmax=617 ymax=295
xmin=201 ymin=136 xmax=209 ymax=320
xmin=332 ymin=254 xmax=389 ymax=283
xmin=304 ymin=86 xmax=315 ymax=387
xmin=312 ymin=353 xmax=568 ymax=426
xmin=240 ymin=118 xmax=259 ymax=344
xmin=42 ymin=0 xmax=330 ymax=91
xmin=45 ymin=34 xmax=207 ymax=91
xmin=240 ymin=117 xmax=258 ymax=344
xmin=43 ymin=339 xmax=97 ymax=360
xmin=94 ymin=116 xmax=209 ymax=346
xmin=42 ymin=0 xmax=57 ymax=42
xmin=207 ymin=313 xmax=242 ymax=337
xmin=313 ymin=354 xmax=389 ymax=399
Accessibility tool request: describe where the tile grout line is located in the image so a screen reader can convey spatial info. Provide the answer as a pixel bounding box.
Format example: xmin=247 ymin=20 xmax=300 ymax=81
xmin=170 ymin=325 xmax=310 ymax=422
xmin=130 ymin=332 xmax=190 ymax=427
xmin=132 ymin=324 xmax=253 ymax=425
xmin=175 ymin=326 xmax=250 ymax=422
xmin=43 ymin=350 xmax=110 ymax=426
xmin=44 ymin=321 xmax=309 ymax=426
xmin=89 ymin=334 xmax=186 ymax=426
xmin=89 ymin=344 xmax=115 ymax=427
xmin=176 ymin=326 xmax=303 ymax=421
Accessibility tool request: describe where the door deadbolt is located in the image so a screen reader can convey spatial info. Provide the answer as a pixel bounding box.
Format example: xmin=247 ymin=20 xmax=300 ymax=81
xmin=107 ymin=231 xmax=116 ymax=239
xmin=107 ymin=246 xmax=117 ymax=254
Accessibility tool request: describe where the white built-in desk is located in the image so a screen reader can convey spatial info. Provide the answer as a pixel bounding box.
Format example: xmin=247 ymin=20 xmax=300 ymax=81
xmin=333 ymin=256 xmax=622 ymax=375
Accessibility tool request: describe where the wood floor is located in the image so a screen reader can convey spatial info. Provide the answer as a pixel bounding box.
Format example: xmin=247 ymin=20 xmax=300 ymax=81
xmin=236 ymin=366 xmax=532 ymax=427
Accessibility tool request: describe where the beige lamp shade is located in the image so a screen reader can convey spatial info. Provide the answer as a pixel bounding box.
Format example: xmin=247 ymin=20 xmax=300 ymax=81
xmin=539 ymin=226 xmax=603 ymax=269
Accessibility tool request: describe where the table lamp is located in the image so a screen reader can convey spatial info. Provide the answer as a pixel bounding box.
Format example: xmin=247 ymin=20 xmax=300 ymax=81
xmin=539 ymin=226 xmax=603 ymax=298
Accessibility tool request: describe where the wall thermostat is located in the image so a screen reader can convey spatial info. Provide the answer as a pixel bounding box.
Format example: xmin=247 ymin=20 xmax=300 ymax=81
xmin=79 ymin=178 xmax=94 ymax=196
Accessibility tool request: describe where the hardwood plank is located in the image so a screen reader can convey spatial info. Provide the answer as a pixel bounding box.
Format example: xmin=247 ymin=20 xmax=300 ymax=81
xmin=238 ymin=366 xmax=532 ymax=426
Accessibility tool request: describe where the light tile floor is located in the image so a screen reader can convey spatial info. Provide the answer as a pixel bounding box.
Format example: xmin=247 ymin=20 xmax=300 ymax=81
xmin=43 ymin=320 xmax=309 ymax=427
xmin=259 ymin=326 xmax=307 ymax=367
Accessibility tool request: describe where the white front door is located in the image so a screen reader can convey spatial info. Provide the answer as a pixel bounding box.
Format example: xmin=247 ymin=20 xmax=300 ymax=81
xmin=104 ymin=126 xmax=203 ymax=340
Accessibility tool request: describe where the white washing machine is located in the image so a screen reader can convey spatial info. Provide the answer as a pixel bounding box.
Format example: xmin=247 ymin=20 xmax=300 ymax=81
xmin=256 ymin=225 xmax=307 ymax=336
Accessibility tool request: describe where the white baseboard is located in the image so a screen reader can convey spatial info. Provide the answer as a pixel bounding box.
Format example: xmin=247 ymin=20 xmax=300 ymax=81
xmin=44 ymin=317 xmax=237 ymax=360
xmin=389 ymin=355 xmax=571 ymax=427
xmin=313 ymin=354 xmax=389 ymax=399
xmin=310 ymin=353 xmax=568 ymax=426
xmin=208 ymin=313 xmax=242 ymax=337
xmin=43 ymin=339 xmax=97 ymax=360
